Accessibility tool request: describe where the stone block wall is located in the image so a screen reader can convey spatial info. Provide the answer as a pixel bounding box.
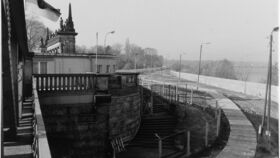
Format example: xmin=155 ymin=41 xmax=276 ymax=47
xmin=39 ymin=90 xmax=142 ymax=157
xmin=41 ymin=103 xmax=109 ymax=158
xmin=109 ymin=92 xmax=141 ymax=141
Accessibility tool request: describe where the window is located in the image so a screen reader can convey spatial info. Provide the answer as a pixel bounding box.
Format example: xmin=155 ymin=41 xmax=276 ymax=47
xmin=106 ymin=65 xmax=110 ymax=73
xmin=113 ymin=65 xmax=116 ymax=72
xmin=33 ymin=62 xmax=39 ymax=74
xmin=126 ymin=75 xmax=135 ymax=83
xmin=40 ymin=62 xmax=47 ymax=74
xmin=97 ymin=65 xmax=102 ymax=73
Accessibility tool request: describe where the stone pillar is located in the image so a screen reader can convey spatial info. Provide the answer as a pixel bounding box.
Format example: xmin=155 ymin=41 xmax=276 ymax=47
xmin=23 ymin=52 xmax=34 ymax=98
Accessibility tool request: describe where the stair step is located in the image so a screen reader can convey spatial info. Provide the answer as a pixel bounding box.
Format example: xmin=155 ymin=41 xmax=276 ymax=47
xmin=23 ymin=101 xmax=32 ymax=105
xmin=17 ymin=126 xmax=32 ymax=134
xmin=19 ymin=119 xmax=33 ymax=123
xmin=18 ymin=122 xmax=33 ymax=127
xmin=23 ymin=105 xmax=33 ymax=109
xmin=22 ymin=108 xmax=33 ymax=114
xmin=21 ymin=117 xmax=33 ymax=121
xmin=21 ymin=113 xmax=33 ymax=118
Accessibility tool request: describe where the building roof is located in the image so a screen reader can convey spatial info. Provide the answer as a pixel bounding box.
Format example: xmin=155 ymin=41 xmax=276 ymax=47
xmin=33 ymin=52 xmax=118 ymax=58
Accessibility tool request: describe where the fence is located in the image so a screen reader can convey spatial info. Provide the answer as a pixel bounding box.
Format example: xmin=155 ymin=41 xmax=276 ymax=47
xmin=139 ymin=78 xmax=224 ymax=157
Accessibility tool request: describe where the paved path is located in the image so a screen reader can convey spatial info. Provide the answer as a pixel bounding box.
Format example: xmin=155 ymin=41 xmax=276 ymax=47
xmin=211 ymin=92 xmax=257 ymax=158
xmin=140 ymin=71 xmax=258 ymax=158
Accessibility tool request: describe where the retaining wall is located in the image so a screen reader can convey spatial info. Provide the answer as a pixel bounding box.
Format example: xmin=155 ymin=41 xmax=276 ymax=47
xmin=39 ymin=91 xmax=141 ymax=158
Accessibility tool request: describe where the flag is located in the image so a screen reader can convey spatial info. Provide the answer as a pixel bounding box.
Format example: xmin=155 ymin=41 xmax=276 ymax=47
xmin=25 ymin=0 xmax=61 ymax=21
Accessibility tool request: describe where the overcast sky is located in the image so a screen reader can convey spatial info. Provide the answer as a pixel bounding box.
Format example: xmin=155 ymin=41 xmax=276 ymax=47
xmin=28 ymin=0 xmax=278 ymax=62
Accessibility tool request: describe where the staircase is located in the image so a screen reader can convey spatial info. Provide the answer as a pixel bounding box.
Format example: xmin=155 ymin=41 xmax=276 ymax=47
xmin=129 ymin=95 xmax=177 ymax=149
xmin=4 ymin=98 xmax=34 ymax=158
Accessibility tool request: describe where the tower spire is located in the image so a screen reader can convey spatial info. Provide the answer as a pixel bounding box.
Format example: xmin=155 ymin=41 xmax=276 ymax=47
xmin=66 ymin=3 xmax=75 ymax=32
xmin=68 ymin=3 xmax=72 ymax=21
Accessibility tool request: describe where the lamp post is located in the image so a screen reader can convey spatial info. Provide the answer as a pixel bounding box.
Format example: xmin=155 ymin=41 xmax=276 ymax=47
xmin=104 ymin=30 xmax=115 ymax=48
xmin=176 ymin=53 xmax=187 ymax=101
xmin=197 ymin=42 xmax=210 ymax=90
xmin=134 ymin=53 xmax=137 ymax=71
xmin=261 ymin=27 xmax=278 ymax=138
xmin=178 ymin=53 xmax=188 ymax=84
xmin=96 ymin=32 xmax=98 ymax=73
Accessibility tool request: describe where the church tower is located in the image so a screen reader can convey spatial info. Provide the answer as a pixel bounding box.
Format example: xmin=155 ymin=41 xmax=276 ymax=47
xmin=44 ymin=3 xmax=78 ymax=54
xmin=57 ymin=3 xmax=77 ymax=54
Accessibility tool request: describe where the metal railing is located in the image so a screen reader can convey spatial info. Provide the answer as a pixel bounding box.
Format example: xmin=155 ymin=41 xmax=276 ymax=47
xmin=139 ymin=77 xmax=223 ymax=157
xmin=154 ymin=130 xmax=191 ymax=158
xmin=32 ymin=77 xmax=52 ymax=158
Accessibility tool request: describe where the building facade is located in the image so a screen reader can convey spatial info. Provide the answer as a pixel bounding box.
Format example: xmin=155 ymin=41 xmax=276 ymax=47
xmin=34 ymin=3 xmax=117 ymax=74
xmin=33 ymin=53 xmax=117 ymax=74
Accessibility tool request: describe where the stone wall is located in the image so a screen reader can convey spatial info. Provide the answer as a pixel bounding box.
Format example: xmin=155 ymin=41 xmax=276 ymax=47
xmin=41 ymin=103 xmax=109 ymax=158
xmin=39 ymin=90 xmax=141 ymax=157
xmin=109 ymin=92 xmax=141 ymax=141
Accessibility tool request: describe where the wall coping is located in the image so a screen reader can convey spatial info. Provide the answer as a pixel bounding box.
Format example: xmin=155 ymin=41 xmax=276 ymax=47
xmin=32 ymin=78 xmax=52 ymax=158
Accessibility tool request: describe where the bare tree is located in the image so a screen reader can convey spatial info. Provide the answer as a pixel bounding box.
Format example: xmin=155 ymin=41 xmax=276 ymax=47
xmin=236 ymin=65 xmax=252 ymax=94
xmin=25 ymin=17 xmax=47 ymax=51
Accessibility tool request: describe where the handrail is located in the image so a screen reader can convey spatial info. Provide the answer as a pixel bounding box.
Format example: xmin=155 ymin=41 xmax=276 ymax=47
xmin=32 ymin=77 xmax=52 ymax=158
xmin=161 ymin=129 xmax=186 ymax=141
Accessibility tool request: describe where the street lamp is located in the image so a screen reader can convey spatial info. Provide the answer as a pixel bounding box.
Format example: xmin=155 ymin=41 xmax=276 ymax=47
xmin=260 ymin=27 xmax=278 ymax=138
xmin=197 ymin=42 xmax=211 ymax=90
xmin=176 ymin=53 xmax=187 ymax=101
xmin=104 ymin=30 xmax=115 ymax=48
xmin=178 ymin=53 xmax=188 ymax=84
xmin=134 ymin=53 xmax=137 ymax=71
xmin=96 ymin=32 xmax=98 ymax=73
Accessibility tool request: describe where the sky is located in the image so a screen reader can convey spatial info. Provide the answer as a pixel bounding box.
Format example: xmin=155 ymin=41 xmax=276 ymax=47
xmin=26 ymin=0 xmax=278 ymax=62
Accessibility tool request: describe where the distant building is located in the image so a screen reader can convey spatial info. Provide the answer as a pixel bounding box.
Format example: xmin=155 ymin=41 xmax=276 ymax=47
xmin=33 ymin=3 xmax=117 ymax=74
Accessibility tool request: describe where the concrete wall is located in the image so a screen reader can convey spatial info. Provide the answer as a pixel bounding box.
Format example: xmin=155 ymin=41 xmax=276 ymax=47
xmin=171 ymin=71 xmax=278 ymax=103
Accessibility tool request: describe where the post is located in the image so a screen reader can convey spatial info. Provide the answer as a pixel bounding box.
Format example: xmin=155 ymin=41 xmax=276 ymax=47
xmin=185 ymin=84 xmax=188 ymax=104
xmin=267 ymin=33 xmax=273 ymax=137
xmin=168 ymin=85 xmax=171 ymax=103
xmin=95 ymin=32 xmax=98 ymax=73
xmin=215 ymin=100 xmax=218 ymax=118
xmin=151 ymin=90 xmax=153 ymax=114
xmin=187 ymin=131 xmax=190 ymax=156
xmin=163 ymin=82 xmax=165 ymax=97
xmin=197 ymin=44 xmax=203 ymax=90
xmin=216 ymin=108 xmax=221 ymax=137
xmin=190 ymin=88 xmax=193 ymax=104
xmin=112 ymin=149 xmax=116 ymax=158
xmin=205 ymin=121 xmax=209 ymax=147
xmin=175 ymin=84 xmax=178 ymax=101
xmin=158 ymin=139 xmax=162 ymax=158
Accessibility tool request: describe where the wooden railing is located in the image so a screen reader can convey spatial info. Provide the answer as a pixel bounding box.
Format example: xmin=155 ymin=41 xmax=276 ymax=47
xmin=32 ymin=77 xmax=52 ymax=158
